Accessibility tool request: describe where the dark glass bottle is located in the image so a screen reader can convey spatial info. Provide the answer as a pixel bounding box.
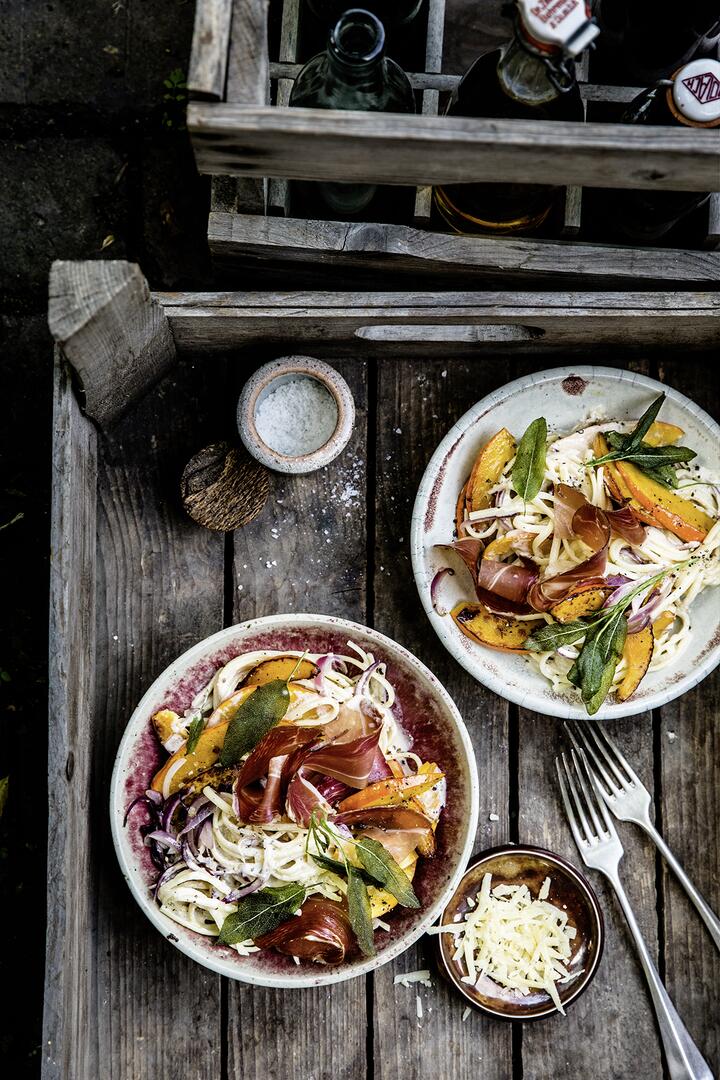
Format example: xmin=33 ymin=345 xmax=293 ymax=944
xmin=433 ymin=1 xmax=599 ymax=236
xmin=307 ymin=0 xmax=423 ymax=27
xmin=289 ymin=9 xmax=415 ymax=217
xmin=597 ymin=0 xmax=720 ymax=84
xmin=609 ymin=58 xmax=720 ymax=242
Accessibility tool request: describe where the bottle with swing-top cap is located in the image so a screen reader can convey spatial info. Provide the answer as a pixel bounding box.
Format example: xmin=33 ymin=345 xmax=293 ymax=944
xmin=433 ymin=0 xmax=599 ymax=236
xmin=608 ymin=57 xmax=720 ymax=241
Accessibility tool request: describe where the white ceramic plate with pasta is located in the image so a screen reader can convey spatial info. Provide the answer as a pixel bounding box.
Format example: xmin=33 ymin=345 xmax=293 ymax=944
xmin=110 ymin=613 xmax=479 ymax=986
xmin=411 ymin=367 xmax=720 ymax=719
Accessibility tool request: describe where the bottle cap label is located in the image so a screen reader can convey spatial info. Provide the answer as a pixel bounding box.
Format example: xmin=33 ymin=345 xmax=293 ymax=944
xmin=672 ymin=58 xmax=720 ymax=124
xmin=517 ymin=0 xmax=599 ymax=56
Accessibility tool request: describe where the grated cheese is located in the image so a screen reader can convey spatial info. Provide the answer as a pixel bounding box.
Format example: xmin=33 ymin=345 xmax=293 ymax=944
xmin=439 ymin=874 xmax=577 ymax=1015
xmin=394 ymin=969 xmax=433 ymax=988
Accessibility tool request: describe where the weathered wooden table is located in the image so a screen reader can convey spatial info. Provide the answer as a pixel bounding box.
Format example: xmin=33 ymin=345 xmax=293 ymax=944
xmin=45 ymin=262 xmax=719 ymax=1079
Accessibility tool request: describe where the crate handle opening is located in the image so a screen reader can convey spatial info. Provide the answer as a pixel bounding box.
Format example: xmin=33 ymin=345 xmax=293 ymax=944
xmin=355 ymin=324 xmax=544 ymax=343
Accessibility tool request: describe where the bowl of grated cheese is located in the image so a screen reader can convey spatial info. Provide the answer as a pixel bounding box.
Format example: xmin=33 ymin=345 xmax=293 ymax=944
xmin=435 ymin=845 xmax=603 ymax=1020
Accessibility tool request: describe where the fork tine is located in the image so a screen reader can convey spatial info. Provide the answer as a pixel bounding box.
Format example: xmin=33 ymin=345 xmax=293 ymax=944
xmin=566 ymin=721 xmax=618 ymax=798
xmin=575 ymin=748 xmax=619 ymax=840
xmin=578 ymin=720 xmax=633 ymax=791
xmin=555 ymin=754 xmax=588 ymax=850
xmin=590 ymin=722 xmax=643 ymax=787
xmin=559 ymin=751 xmax=595 ymax=842
xmin=570 ymin=748 xmax=608 ymax=839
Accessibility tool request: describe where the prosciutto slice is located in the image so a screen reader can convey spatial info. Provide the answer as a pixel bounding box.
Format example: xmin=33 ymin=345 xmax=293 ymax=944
xmin=256 ymin=897 xmax=355 ymax=965
xmin=286 ymin=769 xmax=333 ymax=827
xmin=476 ymin=559 xmax=537 ymax=604
xmin=606 ymin=502 xmax=647 ymax=545
xmin=236 ymin=726 xmax=317 ymax=789
xmin=527 ymin=544 xmax=609 ymax=612
xmin=302 ymin=730 xmax=382 ymax=790
xmin=335 ymin=805 xmax=435 ymax=855
xmin=360 ymin=826 xmax=427 ymax=866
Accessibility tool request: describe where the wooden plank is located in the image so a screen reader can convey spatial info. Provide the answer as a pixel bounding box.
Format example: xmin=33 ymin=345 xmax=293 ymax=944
xmin=48 ymin=260 xmax=176 ymax=428
xmin=656 ymin=357 xmax=720 ymax=1075
xmin=226 ymin=358 xmax=369 ymax=1080
xmin=188 ymin=0 xmax=233 ymax=100
xmin=92 ymin=360 xmax=226 ymax=1079
xmin=518 ymin=711 xmax=664 ymax=1078
xmin=206 ymin=213 xmax=720 ymax=286
xmin=267 ymin=0 xmax=300 ymax=216
xmin=43 ymin=353 xmax=98 ymax=1080
xmin=372 ymin=357 xmax=512 ymax=1080
xmin=561 ymin=51 xmax=589 ymax=238
xmin=706 ymin=193 xmax=720 ymax=251
xmin=157 ymin=290 xmax=720 ymax=354
xmin=188 ymin=103 xmax=720 ymax=192
xmin=209 ymin=0 xmax=270 ymax=229
xmin=413 ymin=0 xmax=446 ymax=224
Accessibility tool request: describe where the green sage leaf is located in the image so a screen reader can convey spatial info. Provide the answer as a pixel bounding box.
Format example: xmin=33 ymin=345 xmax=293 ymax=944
xmin=355 ymin=837 xmax=420 ymax=909
xmin=308 ymin=849 xmax=375 ymax=885
xmin=524 ymin=620 xmax=590 ymax=653
xmin=347 ymin=868 xmax=376 ymax=957
xmin=512 ymin=417 xmax=547 ymax=503
xmin=568 ymin=610 xmax=627 ymax=714
xmin=185 ymin=714 xmax=205 ymax=755
xmin=220 ymin=678 xmax=290 ymax=766
xmin=217 ymin=882 xmax=305 ymax=945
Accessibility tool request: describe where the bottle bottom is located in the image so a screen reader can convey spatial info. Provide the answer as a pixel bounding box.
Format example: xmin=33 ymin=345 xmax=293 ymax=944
xmin=433 ymin=184 xmax=554 ymax=236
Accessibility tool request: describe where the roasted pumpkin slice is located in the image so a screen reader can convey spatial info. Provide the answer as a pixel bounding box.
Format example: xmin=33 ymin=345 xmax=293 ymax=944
xmin=593 ymin=434 xmax=696 ymax=534
xmin=152 ymin=708 xmax=181 ymax=747
xmin=644 ymin=420 xmax=684 ymax=447
xmin=550 ymin=586 xmax=610 ymax=624
xmin=616 ymin=626 xmax=654 ymax=702
xmin=652 ymin=611 xmax=676 ymax=639
xmin=151 ymin=714 xmax=235 ymax=794
xmin=243 ymin=656 xmax=317 ymax=687
xmin=451 ymin=602 xmax=532 ymax=653
xmin=456 ymin=479 xmax=469 ymax=535
xmin=614 ymin=459 xmax=714 ymax=543
xmin=369 ymin=854 xmax=418 ymax=919
xmin=466 ymin=428 xmax=516 ymax=513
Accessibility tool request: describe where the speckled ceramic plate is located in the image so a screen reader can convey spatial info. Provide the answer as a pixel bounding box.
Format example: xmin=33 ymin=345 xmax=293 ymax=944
xmin=411 ymin=366 xmax=720 ymax=719
xmin=110 ymin=613 xmax=479 ymax=987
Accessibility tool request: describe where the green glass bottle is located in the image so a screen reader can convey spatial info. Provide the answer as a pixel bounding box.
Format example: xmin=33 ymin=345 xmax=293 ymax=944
xmin=289 ymin=9 xmax=416 ymax=216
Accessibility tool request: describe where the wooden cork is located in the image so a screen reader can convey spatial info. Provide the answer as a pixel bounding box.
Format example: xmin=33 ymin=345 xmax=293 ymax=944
xmin=181 ymin=441 xmax=270 ymax=532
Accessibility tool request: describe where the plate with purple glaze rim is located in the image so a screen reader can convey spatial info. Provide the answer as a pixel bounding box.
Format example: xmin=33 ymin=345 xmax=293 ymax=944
xmin=410 ymin=365 xmax=720 ymax=719
xmin=110 ymin=613 xmax=479 ymax=987
xmin=436 ymin=845 xmax=604 ymax=1021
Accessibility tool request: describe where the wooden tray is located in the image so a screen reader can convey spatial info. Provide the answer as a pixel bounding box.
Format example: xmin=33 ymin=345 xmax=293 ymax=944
xmin=187 ymin=0 xmax=720 ymax=286
xmin=44 ymin=260 xmax=719 ymax=1079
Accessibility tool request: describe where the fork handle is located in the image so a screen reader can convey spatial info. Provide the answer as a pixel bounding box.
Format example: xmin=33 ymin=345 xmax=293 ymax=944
xmin=610 ymin=875 xmax=713 ymax=1080
xmin=639 ymin=820 xmax=720 ymax=952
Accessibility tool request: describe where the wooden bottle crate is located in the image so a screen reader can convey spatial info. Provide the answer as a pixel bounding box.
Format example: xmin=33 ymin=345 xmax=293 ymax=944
xmin=187 ymin=0 xmax=720 ymax=286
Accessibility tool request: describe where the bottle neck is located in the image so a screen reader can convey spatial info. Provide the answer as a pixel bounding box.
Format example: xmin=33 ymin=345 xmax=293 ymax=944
xmin=327 ymin=9 xmax=387 ymax=90
xmin=497 ymin=25 xmax=574 ymax=106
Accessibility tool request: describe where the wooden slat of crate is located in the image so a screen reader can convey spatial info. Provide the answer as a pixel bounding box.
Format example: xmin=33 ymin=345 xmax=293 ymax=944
xmin=206 ymin=212 xmax=720 ymax=286
xmin=189 ymin=103 xmax=720 ymax=192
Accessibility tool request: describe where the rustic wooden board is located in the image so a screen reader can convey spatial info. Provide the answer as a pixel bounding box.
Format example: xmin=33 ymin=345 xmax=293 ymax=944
xmin=656 ymin=358 xmax=720 ymax=1076
xmin=373 ymin=357 xmax=512 ymax=1079
xmin=226 ymin=358 xmax=370 ymax=1080
xmin=90 ymin=359 xmax=227 ymax=1080
xmin=188 ymin=0 xmax=233 ymax=100
xmin=206 ymin=213 xmax=720 ymax=287
xmin=188 ymin=103 xmax=720 ymax=193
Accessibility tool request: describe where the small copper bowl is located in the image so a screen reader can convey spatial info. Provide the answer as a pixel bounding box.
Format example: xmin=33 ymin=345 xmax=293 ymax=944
xmin=437 ymin=845 xmax=604 ymax=1021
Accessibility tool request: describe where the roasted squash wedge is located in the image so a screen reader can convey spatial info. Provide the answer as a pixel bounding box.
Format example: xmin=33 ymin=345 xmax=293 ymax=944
xmin=466 ymin=428 xmax=516 ymax=513
xmin=151 ymin=714 xmax=236 ymax=794
xmin=616 ymin=626 xmax=654 ymax=702
xmin=369 ymin=854 xmax=418 ymax=919
xmin=243 ymin=656 xmax=317 ymax=687
xmin=550 ymin=586 xmax=610 ymax=624
xmin=644 ymin=420 xmax=684 ymax=447
xmin=653 ymin=611 xmax=675 ymax=638
xmin=152 ymin=708 xmax=181 ymax=747
xmin=451 ymin=602 xmax=532 ymax=652
xmin=613 ymin=459 xmax=714 ymax=543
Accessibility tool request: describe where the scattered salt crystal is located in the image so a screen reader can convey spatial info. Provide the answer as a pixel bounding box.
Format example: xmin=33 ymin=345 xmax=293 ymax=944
xmin=441 ymin=370 xmax=447 ymax=378
xmin=416 ymin=996 xmax=423 ymax=1020
xmin=393 ymin=969 xmax=432 ymax=987
xmin=488 ymin=813 xmax=499 ymax=822
xmin=461 ymin=1007 xmax=471 ymax=1022
xmin=394 ymin=427 xmax=402 ymax=435
xmin=255 ymin=376 xmax=338 ymax=456
xmin=667 ymin=731 xmax=677 ymax=742
xmin=237 ymin=585 xmax=244 ymax=592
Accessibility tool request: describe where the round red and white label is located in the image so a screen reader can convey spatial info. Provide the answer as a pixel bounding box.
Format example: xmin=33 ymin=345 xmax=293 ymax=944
xmin=672 ymin=58 xmax=720 ymax=124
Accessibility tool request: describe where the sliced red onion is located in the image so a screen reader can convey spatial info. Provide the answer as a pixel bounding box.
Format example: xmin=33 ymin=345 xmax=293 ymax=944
xmin=160 ymin=793 xmax=184 ymax=835
xmin=153 ymin=862 xmax=184 ymax=899
xmin=605 ymin=575 xmax=631 ymax=588
xmin=124 ymin=792 xmax=160 ymax=828
xmin=430 ymin=566 xmax=455 ymax=615
xmin=606 ymin=502 xmax=646 ymax=545
xmin=145 ymin=829 xmax=181 ymax=851
xmin=222 ymin=876 xmax=268 ymax=904
xmin=314 ymin=775 xmax=353 ymax=805
xmin=624 ymin=547 xmax=649 ymax=565
xmin=627 ymin=579 xmax=673 ymax=634
xmin=177 ymin=802 xmax=214 ymax=838
xmin=313 ymin=654 xmax=347 ymax=694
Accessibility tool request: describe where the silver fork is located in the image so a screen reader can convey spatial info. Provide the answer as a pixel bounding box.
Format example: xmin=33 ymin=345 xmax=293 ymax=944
xmin=567 ymin=720 xmax=720 ymax=952
xmin=557 ymin=749 xmax=713 ymax=1080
